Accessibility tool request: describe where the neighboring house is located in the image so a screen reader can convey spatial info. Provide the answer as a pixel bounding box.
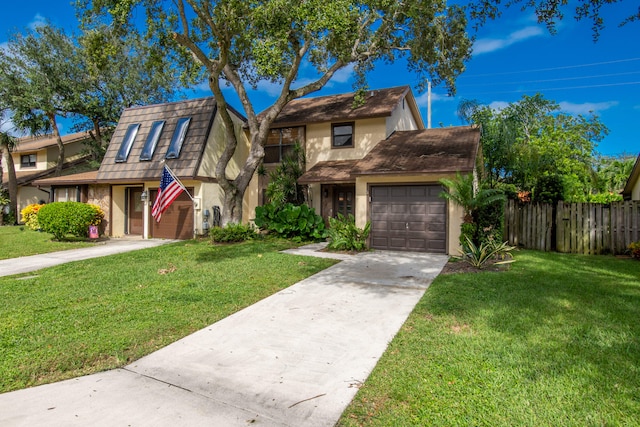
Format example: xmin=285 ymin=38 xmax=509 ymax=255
xmin=622 ymin=153 xmax=640 ymax=200
xmin=1 ymin=131 xmax=93 ymax=215
xmin=92 ymin=97 xmax=254 ymax=240
xmin=272 ymin=86 xmax=480 ymax=254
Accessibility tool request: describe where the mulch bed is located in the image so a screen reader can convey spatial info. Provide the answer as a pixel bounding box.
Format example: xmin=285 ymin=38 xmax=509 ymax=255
xmin=439 ymin=257 xmax=513 ymax=274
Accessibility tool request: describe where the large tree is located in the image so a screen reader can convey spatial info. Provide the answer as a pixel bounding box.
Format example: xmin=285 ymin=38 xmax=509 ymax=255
xmin=0 ymin=108 xmax=18 ymax=224
xmin=0 ymin=24 xmax=83 ymax=175
xmin=78 ymin=0 xmax=473 ymax=225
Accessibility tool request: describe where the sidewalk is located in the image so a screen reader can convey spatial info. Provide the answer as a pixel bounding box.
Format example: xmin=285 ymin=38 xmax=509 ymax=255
xmin=0 ymin=237 xmax=177 ymax=277
xmin=0 ymin=244 xmax=449 ymax=426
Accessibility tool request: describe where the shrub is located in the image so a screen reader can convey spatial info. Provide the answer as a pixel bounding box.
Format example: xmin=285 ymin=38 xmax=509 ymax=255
xmin=327 ymin=213 xmax=370 ymax=252
xmin=21 ymin=203 xmax=45 ymax=230
xmin=458 ymin=236 xmax=516 ymax=269
xmin=254 ymin=202 xmax=326 ymax=241
xmin=37 ymin=202 xmax=104 ymax=240
xmin=629 ymin=241 xmax=640 ymax=260
xmin=210 ymin=223 xmax=258 ymax=243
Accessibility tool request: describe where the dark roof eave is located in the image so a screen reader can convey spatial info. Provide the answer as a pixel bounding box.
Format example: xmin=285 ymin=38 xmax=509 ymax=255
xmin=298 ymin=177 xmax=356 ymax=185
xmin=351 ymin=167 xmax=475 ymax=177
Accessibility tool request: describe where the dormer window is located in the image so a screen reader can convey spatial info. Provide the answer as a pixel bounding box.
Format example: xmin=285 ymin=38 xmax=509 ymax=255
xmin=115 ymin=124 xmax=140 ymax=162
xmin=332 ymin=123 xmax=354 ymax=148
xmin=140 ymin=120 xmax=165 ymax=161
xmin=165 ymin=117 xmax=191 ymax=159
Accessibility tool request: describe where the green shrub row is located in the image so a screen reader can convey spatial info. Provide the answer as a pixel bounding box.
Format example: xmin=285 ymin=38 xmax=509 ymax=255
xmin=254 ymin=202 xmax=326 ymax=242
xmin=210 ymin=223 xmax=258 ymax=243
xmin=37 ymin=202 xmax=104 ymax=240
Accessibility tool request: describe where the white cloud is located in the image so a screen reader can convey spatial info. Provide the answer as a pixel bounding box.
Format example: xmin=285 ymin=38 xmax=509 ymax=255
xmin=488 ymin=101 xmax=510 ymax=111
xmin=473 ymin=26 xmax=545 ymax=55
xmin=28 ymin=14 xmax=47 ymax=30
xmin=414 ymin=91 xmax=454 ymax=108
xmin=559 ymin=101 xmax=618 ymax=115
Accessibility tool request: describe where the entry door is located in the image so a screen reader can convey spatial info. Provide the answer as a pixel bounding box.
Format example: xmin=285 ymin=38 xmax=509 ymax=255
xmin=334 ymin=185 xmax=355 ymax=218
xmin=128 ymin=188 xmax=144 ymax=235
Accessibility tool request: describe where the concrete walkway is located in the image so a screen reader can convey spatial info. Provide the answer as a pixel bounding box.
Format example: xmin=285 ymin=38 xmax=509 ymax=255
xmin=0 ymin=237 xmax=177 ymax=277
xmin=0 ymin=243 xmax=448 ymax=427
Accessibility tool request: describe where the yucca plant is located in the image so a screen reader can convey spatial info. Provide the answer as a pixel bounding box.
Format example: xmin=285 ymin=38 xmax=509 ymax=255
xmin=458 ymin=235 xmax=516 ymax=269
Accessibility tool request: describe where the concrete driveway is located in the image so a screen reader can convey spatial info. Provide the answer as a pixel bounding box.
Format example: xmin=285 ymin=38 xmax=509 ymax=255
xmin=0 ymin=245 xmax=448 ymax=426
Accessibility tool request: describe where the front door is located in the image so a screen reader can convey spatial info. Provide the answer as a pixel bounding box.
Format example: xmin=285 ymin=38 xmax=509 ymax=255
xmin=128 ymin=188 xmax=144 ymax=235
xmin=334 ymin=185 xmax=355 ymax=218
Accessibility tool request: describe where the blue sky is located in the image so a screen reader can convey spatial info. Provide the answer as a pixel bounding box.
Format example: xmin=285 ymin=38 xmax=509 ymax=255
xmin=1 ymin=1 xmax=638 ymax=156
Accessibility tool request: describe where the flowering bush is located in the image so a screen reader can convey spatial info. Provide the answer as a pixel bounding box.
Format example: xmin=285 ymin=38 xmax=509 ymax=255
xmin=629 ymin=241 xmax=640 ymax=260
xmin=21 ymin=203 xmax=45 ymax=230
xmin=88 ymin=204 xmax=105 ymax=226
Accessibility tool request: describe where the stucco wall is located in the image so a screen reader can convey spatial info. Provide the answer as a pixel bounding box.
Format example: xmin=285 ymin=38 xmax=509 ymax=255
xmin=386 ymin=98 xmax=419 ymax=136
xmin=110 ymin=186 xmax=127 ymax=237
xmin=16 ymin=186 xmax=49 ymax=218
xmin=305 ymin=118 xmax=387 ymax=167
xmin=633 ymin=177 xmax=640 ymax=200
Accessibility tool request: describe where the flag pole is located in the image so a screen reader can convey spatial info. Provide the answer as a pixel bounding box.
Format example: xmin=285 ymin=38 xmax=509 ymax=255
xmin=162 ymin=161 xmax=194 ymax=201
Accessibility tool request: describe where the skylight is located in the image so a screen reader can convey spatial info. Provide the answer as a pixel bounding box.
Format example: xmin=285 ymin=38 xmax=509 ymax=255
xmin=140 ymin=120 xmax=165 ymax=161
xmin=115 ymin=124 xmax=140 ymax=163
xmin=165 ymin=117 xmax=191 ymax=159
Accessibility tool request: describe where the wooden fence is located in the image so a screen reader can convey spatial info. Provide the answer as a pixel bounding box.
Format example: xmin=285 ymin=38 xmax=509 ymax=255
xmin=504 ymin=200 xmax=640 ymax=255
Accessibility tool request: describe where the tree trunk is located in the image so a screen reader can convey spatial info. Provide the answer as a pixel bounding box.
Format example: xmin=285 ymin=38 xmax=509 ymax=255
xmin=48 ymin=112 xmax=65 ymax=176
xmin=1 ymin=143 xmax=18 ymax=224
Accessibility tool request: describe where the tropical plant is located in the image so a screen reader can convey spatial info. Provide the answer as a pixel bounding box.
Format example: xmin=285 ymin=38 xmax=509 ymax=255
xmin=254 ymin=202 xmax=326 ymax=242
xmin=210 ymin=223 xmax=258 ymax=243
xmin=458 ymin=236 xmax=516 ymax=269
xmin=265 ymin=142 xmax=306 ymax=208
xmin=327 ymin=214 xmax=371 ymax=252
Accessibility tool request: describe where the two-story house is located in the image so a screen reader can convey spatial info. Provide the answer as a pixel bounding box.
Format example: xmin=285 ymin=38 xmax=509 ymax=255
xmin=1 ymin=131 xmax=94 ymax=215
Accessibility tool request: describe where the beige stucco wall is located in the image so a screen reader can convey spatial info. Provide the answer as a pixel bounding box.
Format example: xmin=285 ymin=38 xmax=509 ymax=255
xmin=632 ymin=177 xmax=640 ymax=200
xmin=16 ymin=186 xmax=50 ymax=218
xmin=305 ymin=118 xmax=388 ymax=167
xmin=386 ymin=98 xmax=419 ymax=136
xmin=110 ymin=186 xmax=128 ymax=237
xmin=354 ymin=172 xmax=464 ymax=255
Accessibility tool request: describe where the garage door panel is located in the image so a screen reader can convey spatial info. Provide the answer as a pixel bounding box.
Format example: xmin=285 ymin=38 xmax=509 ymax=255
xmin=370 ymin=185 xmax=446 ymax=253
xmin=150 ymin=189 xmax=194 ymax=240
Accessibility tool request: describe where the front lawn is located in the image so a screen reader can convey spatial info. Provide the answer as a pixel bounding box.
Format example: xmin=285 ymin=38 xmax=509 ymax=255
xmin=0 ymin=226 xmax=95 ymax=260
xmin=339 ymin=251 xmax=640 ymax=426
xmin=0 ymin=239 xmax=337 ymax=392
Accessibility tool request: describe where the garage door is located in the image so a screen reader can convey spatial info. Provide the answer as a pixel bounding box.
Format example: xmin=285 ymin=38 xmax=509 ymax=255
xmin=370 ymin=185 xmax=446 ymax=253
xmin=149 ymin=188 xmax=194 ymax=240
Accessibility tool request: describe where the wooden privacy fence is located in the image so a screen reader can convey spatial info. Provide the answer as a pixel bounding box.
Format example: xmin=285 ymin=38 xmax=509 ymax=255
xmin=504 ymin=200 xmax=640 ymax=255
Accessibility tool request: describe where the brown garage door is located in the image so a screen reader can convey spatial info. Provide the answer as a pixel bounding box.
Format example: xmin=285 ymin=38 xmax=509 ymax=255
xmin=370 ymin=185 xmax=446 ymax=253
xmin=149 ymin=188 xmax=194 ymax=240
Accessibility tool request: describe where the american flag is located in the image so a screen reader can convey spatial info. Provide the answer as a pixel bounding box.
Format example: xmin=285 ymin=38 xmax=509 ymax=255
xmin=151 ymin=165 xmax=185 ymax=222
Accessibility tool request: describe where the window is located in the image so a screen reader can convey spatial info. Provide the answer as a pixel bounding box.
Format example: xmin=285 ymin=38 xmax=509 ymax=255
xmin=332 ymin=123 xmax=354 ymax=148
xmin=264 ymin=126 xmax=302 ymax=163
xmin=20 ymin=154 xmax=36 ymax=168
xmin=165 ymin=117 xmax=191 ymax=159
xmin=140 ymin=120 xmax=165 ymax=161
xmin=115 ymin=124 xmax=140 ymax=162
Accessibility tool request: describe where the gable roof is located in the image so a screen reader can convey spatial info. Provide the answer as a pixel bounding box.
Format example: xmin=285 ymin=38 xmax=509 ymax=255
xmin=2 ymin=157 xmax=93 ymax=188
xmin=270 ymin=86 xmax=421 ymax=127
xmin=97 ymin=97 xmax=236 ymax=183
xmin=33 ymin=171 xmax=100 ymax=187
xmin=11 ymin=130 xmax=94 ymax=153
xmin=622 ymin=153 xmax=640 ymax=199
xmin=351 ymin=126 xmax=480 ymax=176
xmin=298 ymin=126 xmax=480 ymax=184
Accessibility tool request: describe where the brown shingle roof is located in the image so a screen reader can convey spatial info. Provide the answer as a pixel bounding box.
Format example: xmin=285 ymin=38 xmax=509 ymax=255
xmin=12 ymin=130 xmax=94 ymax=153
xmin=351 ymin=126 xmax=480 ymax=176
xmin=97 ymin=97 xmax=237 ymax=183
xmin=33 ymin=171 xmax=99 ymax=186
xmin=298 ymin=160 xmax=359 ymax=184
xmin=270 ymin=86 xmax=411 ymax=127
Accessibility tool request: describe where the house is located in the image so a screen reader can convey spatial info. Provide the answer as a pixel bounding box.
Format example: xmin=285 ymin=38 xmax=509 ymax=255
xmin=271 ymin=86 xmax=480 ymax=254
xmin=1 ymin=131 xmax=94 ymax=215
xmin=622 ymin=153 xmax=640 ymax=200
xmin=94 ymin=97 xmax=255 ymax=240
xmin=35 ymin=85 xmax=480 ymax=254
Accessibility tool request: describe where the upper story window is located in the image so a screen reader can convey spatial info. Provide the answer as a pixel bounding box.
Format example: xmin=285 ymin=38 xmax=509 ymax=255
xmin=265 ymin=126 xmax=302 ymax=163
xmin=332 ymin=123 xmax=354 ymax=148
xmin=115 ymin=123 xmax=140 ymax=162
xmin=165 ymin=117 xmax=191 ymax=159
xmin=139 ymin=120 xmax=165 ymax=161
xmin=20 ymin=153 xmax=36 ymax=168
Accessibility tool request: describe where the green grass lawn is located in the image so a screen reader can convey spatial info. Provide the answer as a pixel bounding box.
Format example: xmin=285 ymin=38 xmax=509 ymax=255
xmin=339 ymin=251 xmax=640 ymax=426
xmin=0 ymin=226 xmax=95 ymax=259
xmin=0 ymin=238 xmax=337 ymax=392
